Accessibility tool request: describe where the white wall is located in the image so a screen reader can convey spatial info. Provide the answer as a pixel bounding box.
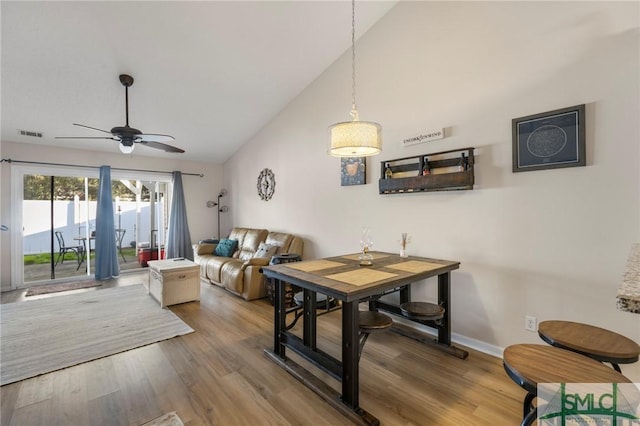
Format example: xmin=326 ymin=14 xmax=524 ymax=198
xmin=0 ymin=141 xmax=224 ymax=289
xmin=224 ymin=1 xmax=640 ymax=378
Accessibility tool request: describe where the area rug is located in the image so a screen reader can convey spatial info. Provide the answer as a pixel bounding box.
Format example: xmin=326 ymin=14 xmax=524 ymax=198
xmin=141 ymin=412 xmax=184 ymax=426
xmin=0 ymin=284 xmax=194 ymax=385
xmin=25 ymin=280 xmax=102 ymax=296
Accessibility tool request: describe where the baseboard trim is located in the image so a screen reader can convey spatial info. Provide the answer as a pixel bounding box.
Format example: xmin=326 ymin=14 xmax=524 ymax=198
xmin=390 ymin=315 xmax=504 ymax=359
xmin=451 ymin=331 xmax=504 ymax=358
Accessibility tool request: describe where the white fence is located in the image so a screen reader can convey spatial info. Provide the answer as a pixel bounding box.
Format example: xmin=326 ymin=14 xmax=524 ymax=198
xmin=22 ymin=200 xmax=165 ymax=255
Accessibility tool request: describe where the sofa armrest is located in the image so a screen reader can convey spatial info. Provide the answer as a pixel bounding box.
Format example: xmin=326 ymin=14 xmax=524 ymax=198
xmin=241 ymin=257 xmax=270 ymax=271
xmin=194 ymin=243 xmax=218 ymax=256
xmin=286 ymin=236 xmax=304 ymax=258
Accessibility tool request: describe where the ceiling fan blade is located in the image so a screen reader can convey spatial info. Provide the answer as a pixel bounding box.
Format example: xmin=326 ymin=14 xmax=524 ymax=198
xmin=138 ymin=141 xmax=185 ymax=153
xmin=73 ymin=123 xmax=112 ymax=134
xmin=137 ymin=133 xmax=175 ymax=143
xmin=55 ymin=136 xmax=118 ymax=140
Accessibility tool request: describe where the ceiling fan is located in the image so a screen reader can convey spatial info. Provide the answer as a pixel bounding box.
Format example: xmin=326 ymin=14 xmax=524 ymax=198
xmin=56 ymin=74 xmax=184 ymax=154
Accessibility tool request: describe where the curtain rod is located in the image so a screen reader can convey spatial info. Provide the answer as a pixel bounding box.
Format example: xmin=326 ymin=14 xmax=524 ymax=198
xmin=0 ymin=158 xmax=204 ymax=177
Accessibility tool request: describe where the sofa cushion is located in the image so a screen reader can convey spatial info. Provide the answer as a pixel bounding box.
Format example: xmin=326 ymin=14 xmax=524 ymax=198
xmin=253 ymin=242 xmax=278 ymax=259
xmin=265 ymin=232 xmax=294 ymax=255
xmin=221 ymin=259 xmax=245 ymax=295
xmin=229 ymin=228 xmax=268 ymax=260
xmin=214 ymin=238 xmax=238 ymax=257
xmin=204 ymin=256 xmax=235 ymax=285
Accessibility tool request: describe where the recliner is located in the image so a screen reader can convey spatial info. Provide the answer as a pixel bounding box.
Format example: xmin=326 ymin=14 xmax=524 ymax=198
xmin=193 ymin=227 xmax=304 ymax=301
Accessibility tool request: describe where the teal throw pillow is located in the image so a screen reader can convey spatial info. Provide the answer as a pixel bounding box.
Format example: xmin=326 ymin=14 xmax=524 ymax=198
xmin=214 ymin=238 xmax=238 ymax=257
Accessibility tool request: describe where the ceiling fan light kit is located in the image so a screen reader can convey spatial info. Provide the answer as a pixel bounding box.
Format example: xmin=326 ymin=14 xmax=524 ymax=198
xmin=56 ymin=74 xmax=184 ymax=154
xmin=119 ymin=141 xmax=135 ymax=154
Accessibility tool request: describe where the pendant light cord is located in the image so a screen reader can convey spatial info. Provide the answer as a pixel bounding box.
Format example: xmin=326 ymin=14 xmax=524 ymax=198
xmin=350 ymin=0 xmax=360 ymax=121
xmin=327 ymin=0 xmax=382 ymax=157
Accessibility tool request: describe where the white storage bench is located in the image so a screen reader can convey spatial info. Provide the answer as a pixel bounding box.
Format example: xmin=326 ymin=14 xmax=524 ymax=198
xmin=148 ymin=259 xmax=200 ymax=308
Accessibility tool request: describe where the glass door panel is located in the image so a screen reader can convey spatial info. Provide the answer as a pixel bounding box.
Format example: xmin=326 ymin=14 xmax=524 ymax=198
xmin=22 ymin=175 xmax=92 ymax=283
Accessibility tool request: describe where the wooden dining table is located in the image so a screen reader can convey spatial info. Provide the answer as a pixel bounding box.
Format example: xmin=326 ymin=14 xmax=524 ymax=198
xmin=261 ymin=251 xmax=462 ymax=425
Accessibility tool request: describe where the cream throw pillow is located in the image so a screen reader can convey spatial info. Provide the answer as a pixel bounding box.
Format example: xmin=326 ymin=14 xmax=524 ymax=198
xmin=253 ymin=242 xmax=278 ymax=259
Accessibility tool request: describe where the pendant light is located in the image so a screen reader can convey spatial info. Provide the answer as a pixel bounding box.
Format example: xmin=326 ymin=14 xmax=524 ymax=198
xmin=328 ymin=0 xmax=382 ymax=157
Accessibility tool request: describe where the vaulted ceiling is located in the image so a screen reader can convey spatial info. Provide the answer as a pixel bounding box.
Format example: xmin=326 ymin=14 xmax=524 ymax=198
xmin=1 ymin=1 xmax=395 ymax=163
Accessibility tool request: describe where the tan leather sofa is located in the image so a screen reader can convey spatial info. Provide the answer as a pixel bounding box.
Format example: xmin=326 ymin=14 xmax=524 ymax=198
xmin=193 ymin=227 xmax=304 ymax=300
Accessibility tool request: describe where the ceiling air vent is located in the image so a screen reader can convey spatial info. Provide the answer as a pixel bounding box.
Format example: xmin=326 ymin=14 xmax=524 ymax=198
xmin=19 ymin=129 xmax=43 ymax=138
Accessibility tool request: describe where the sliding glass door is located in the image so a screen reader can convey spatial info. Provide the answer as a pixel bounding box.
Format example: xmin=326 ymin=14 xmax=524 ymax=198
xmin=14 ymin=165 xmax=170 ymax=288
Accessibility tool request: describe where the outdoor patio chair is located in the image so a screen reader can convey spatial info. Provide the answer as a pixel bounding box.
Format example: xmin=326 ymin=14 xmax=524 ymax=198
xmin=54 ymin=231 xmax=84 ymax=270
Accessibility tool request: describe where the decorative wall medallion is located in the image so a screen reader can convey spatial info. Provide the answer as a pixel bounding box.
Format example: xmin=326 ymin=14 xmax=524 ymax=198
xmin=257 ymin=168 xmax=275 ymax=201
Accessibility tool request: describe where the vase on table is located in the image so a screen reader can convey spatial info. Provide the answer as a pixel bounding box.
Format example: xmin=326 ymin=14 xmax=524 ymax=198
xmin=399 ymin=233 xmax=410 ymax=258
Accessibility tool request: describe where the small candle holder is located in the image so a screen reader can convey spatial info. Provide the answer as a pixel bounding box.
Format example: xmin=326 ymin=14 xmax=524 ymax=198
xmin=359 ymin=247 xmax=373 ymax=266
xmin=359 ymin=227 xmax=374 ymax=266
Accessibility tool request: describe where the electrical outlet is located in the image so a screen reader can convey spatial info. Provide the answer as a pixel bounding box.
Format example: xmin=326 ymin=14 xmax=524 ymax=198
xmin=525 ymin=315 xmax=537 ymax=332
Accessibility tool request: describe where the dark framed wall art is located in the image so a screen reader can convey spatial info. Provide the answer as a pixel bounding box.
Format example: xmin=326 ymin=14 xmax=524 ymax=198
xmin=341 ymin=157 xmax=366 ymax=186
xmin=512 ymin=104 xmax=585 ymax=172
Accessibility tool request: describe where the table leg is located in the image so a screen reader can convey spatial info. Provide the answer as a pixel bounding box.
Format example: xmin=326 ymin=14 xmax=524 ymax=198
xmin=342 ymin=301 xmax=360 ymax=409
xmin=399 ymin=284 xmax=411 ymax=304
xmin=76 ymin=239 xmax=87 ymax=271
xmin=303 ymin=289 xmax=317 ymax=349
xmin=273 ymin=278 xmax=287 ymax=358
xmin=437 ymin=272 xmax=451 ymax=346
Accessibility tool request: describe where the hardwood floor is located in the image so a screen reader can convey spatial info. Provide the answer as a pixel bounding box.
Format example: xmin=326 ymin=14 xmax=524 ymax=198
xmin=0 ymin=272 xmax=524 ymax=425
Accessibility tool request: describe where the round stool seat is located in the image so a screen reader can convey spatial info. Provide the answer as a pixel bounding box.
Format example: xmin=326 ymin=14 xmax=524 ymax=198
xmin=359 ymin=311 xmax=393 ymax=333
xmin=504 ymin=344 xmax=632 ymax=394
xmin=503 ymin=344 xmax=636 ymax=426
xmin=400 ymin=302 xmax=444 ymax=321
xmin=538 ymin=320 xmax=639 ymax=371
xmin=293 ymin=291 xmax=337 ymax=309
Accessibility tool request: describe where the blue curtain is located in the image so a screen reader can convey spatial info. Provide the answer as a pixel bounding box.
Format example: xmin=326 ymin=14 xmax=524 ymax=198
xmin=166 ymin=171 xmax=193 ymax=260
xmin=95 ymin=166 xmax=119 ymax=279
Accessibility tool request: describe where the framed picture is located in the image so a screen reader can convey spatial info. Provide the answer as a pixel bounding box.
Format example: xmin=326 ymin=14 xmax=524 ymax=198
xmin=341 ymin=157 xmax=366 ymax=186
xmin=512 ymin=104 xmax=585 ymax=172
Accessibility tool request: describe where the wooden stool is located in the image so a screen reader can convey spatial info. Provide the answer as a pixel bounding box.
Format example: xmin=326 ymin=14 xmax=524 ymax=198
xmin=503 ymin=344 xmax=634 ymax=426
xmin=293 ymin=291 xmax=337 ymax=310
xmin=284 ymin=291 xmax=340 ymax=331
xmin=400 ymin=302 xmax=445 ymax=322
xmin=538 ymin=320 xmax=639 ymax=373
xmin=359 ymin=311 xmax=393 ymax=359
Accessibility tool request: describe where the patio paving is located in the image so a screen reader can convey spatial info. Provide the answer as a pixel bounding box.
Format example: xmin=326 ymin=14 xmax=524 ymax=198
xmin=24 ymin=254 xmax=146 ymax=283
